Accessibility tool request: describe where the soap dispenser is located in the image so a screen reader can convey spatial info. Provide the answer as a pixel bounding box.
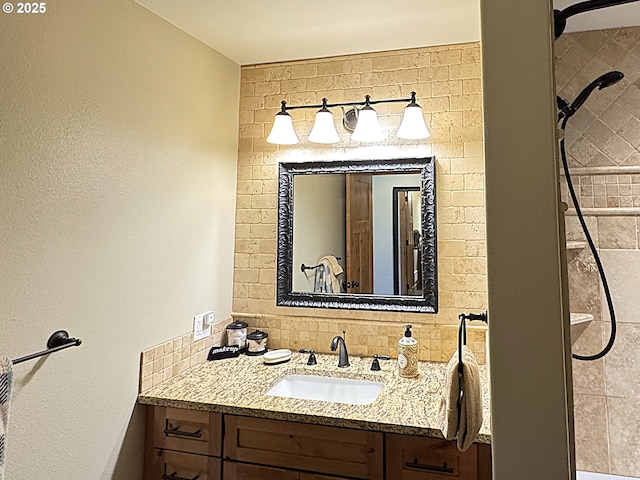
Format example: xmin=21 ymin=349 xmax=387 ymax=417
xmin=398 ymin=324 xmax=418 ymax=378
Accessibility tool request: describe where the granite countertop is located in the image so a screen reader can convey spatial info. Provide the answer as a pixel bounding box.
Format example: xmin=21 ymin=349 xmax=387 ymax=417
xmin=138 ymin=351 xmax=491 ymax=444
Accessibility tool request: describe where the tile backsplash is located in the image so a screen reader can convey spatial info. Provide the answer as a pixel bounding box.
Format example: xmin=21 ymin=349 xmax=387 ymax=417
xmin=233 ymin=314 xmax=486 ymax=365
xmin=139 ymin=317 xmax=232 ymax=392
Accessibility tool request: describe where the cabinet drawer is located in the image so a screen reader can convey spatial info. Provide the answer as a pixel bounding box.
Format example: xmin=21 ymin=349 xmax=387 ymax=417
xmin=300 ymin=474 xmax=353 ymax=480
xmin=386 ymin=434 xmax=491 ymax=480
xmin=224 ymin=461 xmax=300 ymax=480
xmin=146 ymin=406 xmax=222 ymax=456
xmin=223 ymin=415 xmax=384 ymax=480
xmin=223 ymin=462 xmax=350 ymax=480
xmin=146 ymin=449 xmax=220 ymax=480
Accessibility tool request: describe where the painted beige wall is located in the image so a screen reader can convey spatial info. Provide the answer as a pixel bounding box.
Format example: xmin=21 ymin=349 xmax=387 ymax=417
xmin=0 ymin=1 xmax=239 ymax=478
xmin=480 ymin=0 xmax=575 ymax=478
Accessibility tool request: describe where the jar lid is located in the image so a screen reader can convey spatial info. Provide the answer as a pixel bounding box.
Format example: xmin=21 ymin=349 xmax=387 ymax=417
xmin=226 ymin=320 xmax=248 ymax=330
xmin=247 ymin=329 xmax=268 ymax=340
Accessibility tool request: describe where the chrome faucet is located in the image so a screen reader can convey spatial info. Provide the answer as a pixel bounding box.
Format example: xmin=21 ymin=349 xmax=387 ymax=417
xmin=330 ymin=330 xmax=349 ymax=368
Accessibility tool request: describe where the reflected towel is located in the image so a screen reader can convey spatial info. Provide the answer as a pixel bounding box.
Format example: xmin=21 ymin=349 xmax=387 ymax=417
xmin=313 ymin=256 xmax=343 ymax=293
xmin=313 ymin=264 xmax=328 ymax=293
xmin=319 ymin=255 xmax=343 ymax=276
xmin=0 ymin=357 xmax=13 ymax=480
xmin=438 ymin=345 xmax=483 ymax=452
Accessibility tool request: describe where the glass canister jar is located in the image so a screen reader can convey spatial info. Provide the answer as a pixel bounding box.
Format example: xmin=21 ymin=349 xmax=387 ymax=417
xmin=225 ymin=320 xmax=248 ymax=350
xmin=246 ymin=329 xmax=268 ymax=356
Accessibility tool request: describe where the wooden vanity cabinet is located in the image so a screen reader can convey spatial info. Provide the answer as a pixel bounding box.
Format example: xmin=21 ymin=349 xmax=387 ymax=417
xmin=143 ymin=405 xmax=491 ymax=480
xmin=144 ymin=406 xmax=222 ymax=480
xmin=386 ymin=434 xmax=492 ymax=480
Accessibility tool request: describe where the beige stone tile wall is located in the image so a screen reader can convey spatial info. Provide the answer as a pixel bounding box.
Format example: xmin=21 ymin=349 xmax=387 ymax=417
xmin=556 ymin=26 xmax=640 ymax=478
xmin=233 ymin=43 xmax=487 ymax=363
xmin=556 ymin=26 xmax=640 ymax=218
xmin=139 ymin=317 xmax=231 ymax=392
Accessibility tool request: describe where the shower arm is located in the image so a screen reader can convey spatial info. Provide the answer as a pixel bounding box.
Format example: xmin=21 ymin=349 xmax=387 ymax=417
xmin=554 ymin=0 xmax=640 ymax=38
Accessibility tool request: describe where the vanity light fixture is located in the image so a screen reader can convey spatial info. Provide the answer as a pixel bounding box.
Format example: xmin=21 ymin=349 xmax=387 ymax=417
xmin=266 ymin=92 xmax=430 ymax=145
xmin=396 ymin=92 xmax=431 ymax=140
xmin=307 ymin=98 xmax=340 ymax=144
xmin=350 ymin=95 xmax=384 ymax=143
xmin=266 ymin=102 xmax=299 ymax=145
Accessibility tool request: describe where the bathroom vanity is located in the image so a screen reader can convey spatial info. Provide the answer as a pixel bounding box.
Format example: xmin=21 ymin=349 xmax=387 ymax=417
xmin=139 ymin=353 xmax=491 ymax=480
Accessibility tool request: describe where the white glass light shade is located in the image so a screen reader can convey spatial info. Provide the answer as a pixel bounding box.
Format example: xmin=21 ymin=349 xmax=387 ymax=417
xmin=351 ymin=107 xmax=383 ymax=142
xmin=397 ymin=104 xmax=431 ymax=140
xmin=308 ymin=110 xmax=340 ymax=144
xmin=266 ymin=112 xmax=299 ymax=145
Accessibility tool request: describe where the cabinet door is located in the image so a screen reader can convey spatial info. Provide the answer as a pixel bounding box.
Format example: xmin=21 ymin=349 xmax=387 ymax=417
xmin=145 ymin=448 xmax=220 ymax=480
xmin=224 ymin=461 xmax=300 ymax=480
xmin=386 ymin=434 xmax=491 ymax=480
xmin=146 ymin=405 xmax=222 ymax=456
xmin=224 ymin=415 xmax=383 ymax=480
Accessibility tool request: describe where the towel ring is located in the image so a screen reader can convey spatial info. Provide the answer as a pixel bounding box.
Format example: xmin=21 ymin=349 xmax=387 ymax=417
xmin=457 ymin=312 xmax=488 ymax=375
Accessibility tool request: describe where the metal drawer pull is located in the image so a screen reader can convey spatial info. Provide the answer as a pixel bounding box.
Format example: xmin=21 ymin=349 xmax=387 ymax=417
xmin=164 ymin=419 xmax=202 ymax=438
xmin=405 ymin=459 xmax=454 ymax=474
xmin=162 ymin=471 xmax=200 ymax=480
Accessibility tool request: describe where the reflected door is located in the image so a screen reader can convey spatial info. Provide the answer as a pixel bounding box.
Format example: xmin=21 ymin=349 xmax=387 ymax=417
xmin=393 ymin=187 xmax=422 ymax=296
xmin=346 ymin=173 xmax=373 ymax=294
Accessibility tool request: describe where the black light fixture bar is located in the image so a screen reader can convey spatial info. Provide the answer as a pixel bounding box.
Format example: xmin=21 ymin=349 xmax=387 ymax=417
xmin=281 ymin=92 xmax=418 ymax=111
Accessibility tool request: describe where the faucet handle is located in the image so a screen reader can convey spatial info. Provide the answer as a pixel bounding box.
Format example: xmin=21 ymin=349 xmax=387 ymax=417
xmin=371 ymin=354 xmax=391 ymax=371
xmin=299 ymin=349 xmax=317 ymax=365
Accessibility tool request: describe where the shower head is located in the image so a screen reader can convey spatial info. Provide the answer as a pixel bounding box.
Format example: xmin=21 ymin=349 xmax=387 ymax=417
xmin=554 ymin=0 xmax=640 ymax=39
xmin=558 ymin=71 xmax=624 ymax=124
xmin=570 ymin=71 xmax=624 ymax=112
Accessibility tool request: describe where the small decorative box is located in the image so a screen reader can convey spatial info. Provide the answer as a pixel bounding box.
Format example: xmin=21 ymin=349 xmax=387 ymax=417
xmin=207 ymin=345 xmax=242 ymax=361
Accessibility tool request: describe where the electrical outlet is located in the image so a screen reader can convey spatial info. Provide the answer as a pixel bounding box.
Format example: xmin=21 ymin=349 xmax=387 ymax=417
xmin=193 ymin=313 xmax=211 ymax=341
xmin=204 ymin=311 xmax=215 ymax=325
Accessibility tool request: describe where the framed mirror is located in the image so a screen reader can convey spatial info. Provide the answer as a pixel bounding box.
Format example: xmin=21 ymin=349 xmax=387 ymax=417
xmin=276 ymin=157 xmax=437 ymax=313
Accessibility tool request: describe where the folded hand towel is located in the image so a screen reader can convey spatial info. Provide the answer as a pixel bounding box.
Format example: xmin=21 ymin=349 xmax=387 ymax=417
xmin=438 ymin=345 xmax=483 ymax=452
xmin=0 ymin=357 xmax=13 ymax=480
xmin=320 ymin=255 xmax=344 ymax=276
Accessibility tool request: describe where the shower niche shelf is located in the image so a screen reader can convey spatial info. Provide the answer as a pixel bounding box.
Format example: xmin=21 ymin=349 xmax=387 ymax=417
xmin=570 ymin=312 xmax=593 ymax=326
xmin=566 ymin=241 xmax=587 ymax=250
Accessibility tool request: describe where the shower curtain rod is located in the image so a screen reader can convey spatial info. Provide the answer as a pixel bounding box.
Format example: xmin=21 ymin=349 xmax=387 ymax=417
xmin=555 ymin=0 xmax=640 ymax=38
xmin=11 ymin=330 xmax=82 ymax=365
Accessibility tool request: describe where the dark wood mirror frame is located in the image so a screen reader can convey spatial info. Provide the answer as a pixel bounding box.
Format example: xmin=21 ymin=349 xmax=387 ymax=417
xmin=276 ymin=157 xmax=438 ymax=313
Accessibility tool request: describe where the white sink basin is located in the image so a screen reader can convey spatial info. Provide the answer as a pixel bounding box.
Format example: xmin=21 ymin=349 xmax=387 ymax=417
xmin=265 ymin=374 xmax=383 ymax=405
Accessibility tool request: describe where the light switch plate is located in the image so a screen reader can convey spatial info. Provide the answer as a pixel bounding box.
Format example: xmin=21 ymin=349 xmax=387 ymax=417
xmin=193 ymin=313 xmax=211 ymax=341
xmin=204 ymin=311 xmax=215 ymax=325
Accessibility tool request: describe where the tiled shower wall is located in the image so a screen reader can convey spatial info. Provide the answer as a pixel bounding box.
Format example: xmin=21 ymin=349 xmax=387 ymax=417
xmin=556 ymin=26 xmax=640 ymax=478
xmin=232 ymin=43 xmax=488 ymax=363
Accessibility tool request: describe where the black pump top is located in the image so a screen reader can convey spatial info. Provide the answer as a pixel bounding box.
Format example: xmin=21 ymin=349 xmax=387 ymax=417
xmin=404 ymin=324 xmax=413 ymax=337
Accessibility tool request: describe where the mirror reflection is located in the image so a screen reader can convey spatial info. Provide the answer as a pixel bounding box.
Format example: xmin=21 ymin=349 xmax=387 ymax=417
xmin=277 ymin=157 xmax=437 ymax=313
xmin=293 ymin=173 xmax=423 ymax=297
xmin=393 ymin=188 xmax=422 ymax=296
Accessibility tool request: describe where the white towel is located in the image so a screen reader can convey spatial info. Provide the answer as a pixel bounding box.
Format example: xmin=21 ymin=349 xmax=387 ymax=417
xmin=0 ymin=357 xmax=13 ymax=480
xmin=438 ymin=345 xmax=483 ymax=452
